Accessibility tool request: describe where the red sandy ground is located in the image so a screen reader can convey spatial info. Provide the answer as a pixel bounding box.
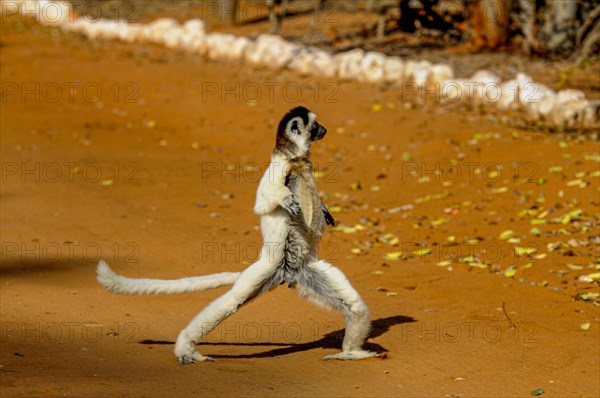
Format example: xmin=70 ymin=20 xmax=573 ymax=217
xmin=1 ymin=16 xmax=599 ymax=398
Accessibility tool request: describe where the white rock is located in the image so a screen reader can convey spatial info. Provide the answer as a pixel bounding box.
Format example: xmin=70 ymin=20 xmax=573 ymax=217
xmin=288 ymin=47 xmax=336 ymax=77
xmin=496 ymin=79 xmax=520 ymax=110
xmin=288 ymin=47 xmax=318 ymax=76
xmin=175 ymin=19 xmax=206 ymax=53
xmin=528 ymin=88 xmax=585 ymax=123
xmin=469 ymin=70 xmax=501 ymax=103
xmin=405 ymin=60 xmax=432 ymax=86
xmin=142 ymin=18 xmax=179 ymax=44
xmin=441 ymin=79 xmax=470 ymax=103
xmin=383 ymin=56 xmax=405 ymax=84
xmin=523 ymin=83 xmax=555 ymax=118
xmin=183 ymin=19 xmax=205 ymax=36
xmin=230 ymin=36 xmax=251 ymax=61
xmin=94 ymin=20 xmax=120 ymax=40
xmin=358 ymin=51 xmax=386 ymax=83
xmin=311 ymin=49 xmax=337 ymax=78
xmin=429 ymin=63 xmax=454 ymax=86
xmin=60 ymin=17 xmax=88 ymax=34
xmin=179 ymin=35 xmax=205 ymax=55
xmin=210 ymin=34 xmax=250 ymax=61
xmin=162 ymin=26 xmax=187 ymax=49
xmin=471 ymin=70 xmax=502 ymax=85
xmin=245 ymin=34 xmax=297 ymax=69
xmin=205 ymin=33 xmax=231 ymax=60
xmin=545 ymin=90 xmax=588 ymax=127
xmin=334 ymin=49 xmax=365 ymax=80
xmin=550 ymin=99 xmax=589 ymax=128
xmin=582 ymin=100 xmax=600 ymax=129
xmin=118 ymin=22 xmax=144 ymax=43
xmin=516 ymin=73 xmax=538 ymax=105
xmin=553 ymin=88 xmax=585 ymax=104
xmin=534 ymin=96 xmax=558 ymax=119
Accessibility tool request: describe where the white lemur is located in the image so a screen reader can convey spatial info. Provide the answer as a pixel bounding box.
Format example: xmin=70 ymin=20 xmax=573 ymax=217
xmin=97 ymin=106 xmax=378 ymax=364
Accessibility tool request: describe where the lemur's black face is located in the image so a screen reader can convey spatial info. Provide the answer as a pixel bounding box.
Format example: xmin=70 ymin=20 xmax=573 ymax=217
xmin=275 ymin=106 xmax=327 ymax=158
xmin=311 ymin=121 xmax=327 ymax=141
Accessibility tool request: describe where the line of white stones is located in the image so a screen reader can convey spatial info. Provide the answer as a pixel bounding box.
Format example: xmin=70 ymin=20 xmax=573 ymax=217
xmin=4 ymin=0 xmax=598 ymax=130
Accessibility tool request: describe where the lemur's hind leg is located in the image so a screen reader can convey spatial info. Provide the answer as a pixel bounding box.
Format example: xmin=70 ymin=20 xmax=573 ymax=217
xmin=174 ymin=259 xmax=279 ymax=364
xmin=296 ymin=260 xmax=379 ymax=360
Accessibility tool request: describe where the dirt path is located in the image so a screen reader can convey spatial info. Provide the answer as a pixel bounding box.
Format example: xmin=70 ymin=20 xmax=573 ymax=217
xmin=1 ymin=17 xmax=599 ymax=398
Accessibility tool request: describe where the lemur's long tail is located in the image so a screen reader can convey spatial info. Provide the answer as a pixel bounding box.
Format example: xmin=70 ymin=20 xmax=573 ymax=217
xmin=96 ymin=260 xmax=240 ymax=295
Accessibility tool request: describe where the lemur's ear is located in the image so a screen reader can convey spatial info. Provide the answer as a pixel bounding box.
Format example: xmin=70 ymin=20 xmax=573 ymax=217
xmin=291 ymin=120 xmax=300 ymax=134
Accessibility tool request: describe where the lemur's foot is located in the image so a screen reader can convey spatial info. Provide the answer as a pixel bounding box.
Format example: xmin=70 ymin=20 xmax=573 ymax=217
xmin=323 ymin=350 xmax=382 ymax=361
xmin=282 ymin=195 xmax=301 ymax=215
xmin=174 ymin=335 xmax=214 ymax=365
xmin=177 ymin=352 xmax=215 ymax=365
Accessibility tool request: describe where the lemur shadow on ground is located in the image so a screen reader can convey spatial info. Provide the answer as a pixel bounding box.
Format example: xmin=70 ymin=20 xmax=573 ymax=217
xmin=138 ymin=315 xmax=415 ymax=359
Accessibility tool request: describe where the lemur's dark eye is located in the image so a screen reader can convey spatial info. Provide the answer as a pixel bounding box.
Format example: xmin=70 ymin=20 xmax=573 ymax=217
xmin=291 ymin=121 xmax=300 ymax=134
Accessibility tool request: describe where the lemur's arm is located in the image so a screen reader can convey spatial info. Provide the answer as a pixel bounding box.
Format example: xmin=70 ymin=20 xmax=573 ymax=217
xmin=254 ymin=157 xmax=299 ymax=216
xmin=321 ymin=202 xmax=335 ymax=226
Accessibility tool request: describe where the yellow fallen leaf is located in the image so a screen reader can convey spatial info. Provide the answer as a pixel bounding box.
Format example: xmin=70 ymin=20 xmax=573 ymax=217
xmin=334 ymin=225 xmax=356 ymax=233
xmin=490 ymin=187 xmax=508 ymax=194
xmin=588 ymin=272 xmax=600 ymax=281
xmin=384 ymin=252 xmax=403 ymax=260
xmin=431 ymin=218 xmax=447 ymax=226
xmin=515 ymin=246 xmax=537 ymax=256
xmin=469 ymin=262 xmax=489 ymax=269
xmin=412 ymin=248 xmax=432 ymax=256
xmin=537 ymin=210 xmax=549 ymax=219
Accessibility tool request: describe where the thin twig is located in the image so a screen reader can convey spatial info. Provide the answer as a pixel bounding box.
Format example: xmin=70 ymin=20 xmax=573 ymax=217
xmin=502 ymin=301 xmax=516 ymax=329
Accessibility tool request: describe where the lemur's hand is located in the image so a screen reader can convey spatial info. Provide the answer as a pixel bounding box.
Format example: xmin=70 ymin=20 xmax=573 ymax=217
xmin=282 ymin=195 xmax=301 ymax=215
xmin=322 ymin=204 xmax=336 ymax=226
